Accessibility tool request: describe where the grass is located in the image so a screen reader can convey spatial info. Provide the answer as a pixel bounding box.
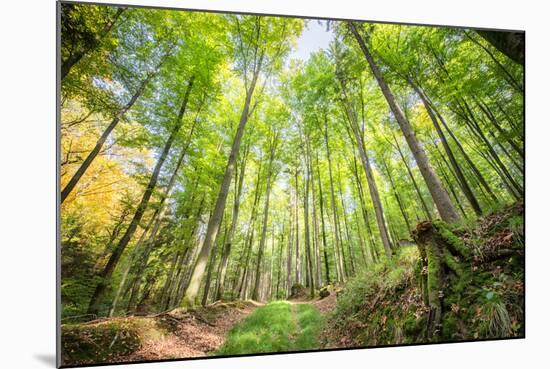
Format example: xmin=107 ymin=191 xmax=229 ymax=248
xmin=293 ymin=304 xmax=324 ymax=350
xmin=326 ymin=202 xmax=524 ymax=346
xmin=215 ymin=301 xmax=324 ymax=355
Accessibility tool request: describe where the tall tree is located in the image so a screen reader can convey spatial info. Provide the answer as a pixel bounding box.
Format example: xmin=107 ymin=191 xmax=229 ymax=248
xmin=87 ymin=77 xmax=195 ymax=315
xmin=252 ymin=129 xmax=280 ymax=300
xmin=348 ymin=22 xmax=460 ymax=223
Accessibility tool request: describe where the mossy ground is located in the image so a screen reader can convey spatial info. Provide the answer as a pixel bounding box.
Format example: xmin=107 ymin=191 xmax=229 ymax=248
xmin=325 ymin=202 xmax=524 ymax=347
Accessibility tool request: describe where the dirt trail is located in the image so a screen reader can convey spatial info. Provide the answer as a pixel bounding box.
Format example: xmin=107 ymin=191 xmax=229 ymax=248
xmin=130 ymin=301 xmax=262 ymax=361
xmin=62 ymin=296 xmax=336 ymax=366
xmin=288 ymin=290 xmax=338 ymax=316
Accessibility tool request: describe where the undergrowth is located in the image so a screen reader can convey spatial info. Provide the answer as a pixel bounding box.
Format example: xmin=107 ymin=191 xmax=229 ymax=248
xmin=325 ymin=201 xmax=524 ymax=347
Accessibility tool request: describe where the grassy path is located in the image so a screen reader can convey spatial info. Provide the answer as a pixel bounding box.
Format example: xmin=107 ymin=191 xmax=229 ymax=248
xmin=215 ymin=301 xmax=324 ymax=355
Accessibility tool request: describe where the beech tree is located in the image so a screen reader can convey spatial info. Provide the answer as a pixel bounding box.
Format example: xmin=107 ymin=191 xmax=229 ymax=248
xmin=60 ymin=6 xmax=523 ymax=323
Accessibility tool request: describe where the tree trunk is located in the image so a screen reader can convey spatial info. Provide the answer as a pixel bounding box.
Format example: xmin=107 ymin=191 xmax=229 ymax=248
xmin=392 ymin=131 xmax=434 ymax=221
xmin=460 ymin=100 xmax=523 ymax=196
xmin=324 ymin=120 xmax=344 ymax=281
xmin=429 ymin=101 xmax=500 ymax=204
xmin=381 ymin=157 xmax=411 ymax=231
xmin=303 ymin=133 xmax=315 ymax=298
xmin=308 ymin=144 xmax=322 ymax=286
xmin=465 ymin=32 xmax=523 ymax=93
xmin=352 ymin=156 xmax=379 ymax=263
xmin=233 ymin=158 xmax=264 ymax=298
xmin=339 ymin=91 xmax=393 ymax=258
xmin=294 ymin=168 xmax=301 ymax=284
xmin=316 ymin=153 xmax=331 ymax=284
xmin=202 ymin=227 xmax=225 ymax=306
xmin=87 ymin=76 xmax=195 ymax=316
xmin=286 ymin=196 xmax=294 ymax=295
xmin=183 ymin=53 xmax=264 ymax=304
xmin=215 ymin=143 xmax=250 ymax=300
xmin=119 ymin=110 xmax=201 ymax=311
xmin=349 ymin=21 xmax=459 ymax=223
xmin=409 ymin=78 xmax=482 ymax=216
xmin=252 ymin=132 xmax=278 ymax=300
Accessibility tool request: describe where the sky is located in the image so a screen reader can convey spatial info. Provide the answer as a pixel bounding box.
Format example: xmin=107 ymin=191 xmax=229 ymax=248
xmin=290 ymin=20 xmax=335 ymax=62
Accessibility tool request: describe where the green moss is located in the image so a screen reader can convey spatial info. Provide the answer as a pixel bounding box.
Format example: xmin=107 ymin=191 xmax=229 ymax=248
xmin=434 ymin=221 xmax=470 ymax=259
xmin=179 ymin=296 xmax=194 ymax=308
xmin=402 ymin=316 xmax=421 ymax=336
xmin=425 ymin=244 xmax=441 ymax=301
xmin=441 ymin=315 xmax=459 ymax=338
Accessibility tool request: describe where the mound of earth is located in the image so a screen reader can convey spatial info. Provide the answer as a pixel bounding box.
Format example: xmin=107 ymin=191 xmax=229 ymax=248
xmin=61 ymin=301 xmax=259 ymax=366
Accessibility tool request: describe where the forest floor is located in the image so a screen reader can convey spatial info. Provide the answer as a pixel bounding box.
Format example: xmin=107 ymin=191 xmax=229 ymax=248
xmin=127 ymin=300 xmax=263 ymax=361
xmin=61 ymin=297 xmax=336 ymax=366
xmin=61 ymin=300 xmax=264 ymax=366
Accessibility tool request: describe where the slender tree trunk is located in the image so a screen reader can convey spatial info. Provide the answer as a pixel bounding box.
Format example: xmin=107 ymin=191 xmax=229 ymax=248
xmin=87 ymin=77 xmax=195 ymax=315
xmin=465 ymin=32 xmax=523 ymax=92
xmin=381 ymin=158 xmax=411 ymax=231
xmin=215 ymin=143 xmax=250 ymax=300
xmin=94 ymin=208 xmax=130 ymax=272
xmin=431 ymin=149 xmax=468 ymax=218
xmin=475 ymin=98 xmax=523 ymax=159
xmin=409 ymin=78 xmax=482 ymax=215
xmin=252 ymin=133 xmax=278 ymax=301
xmin=202 ymin=227 xmax=225 ymax=306
xmin=338 ymin=179 xmax=356 ymax=274
xmin=275 ymin=225 xmax=284 ymax=299
xmin=234 ymin=158 xmax=264 ymax=298
xmin=303 ymin=134 xmax=315 ymax=298
xmin=460 ymin=100 xmax=523 ymax=195
xmin=183 ymin=54 xmax=264 ymax=304
xmin=316 ymin=153 xmax=331 ymax=284
xmin=120 ymin=111 xmax=201 ymax=309
xmin=286 ymin=196 xmax=294 ymax=295
xmin=429 ymin=102 xmax=500 ymax=204
xmin=294 ymin=168 xmax=301 ymax=284
xmin=308 ymin=145 xmax=322 ymax=287
xmin=392 ymin=131 xmax=434 ymax=221
xmin=349 ymin=21 xmax=459 ymax=223
xmin=342 ymin=105 xmax=392 ymax=257
xmin=354 ymin=210 xmax=369 ymax=266
xmin=158 ymin=250 xmax=181 ymax=310
xmin=324 ymin=120 xmax=344 ymax=282
xmin=351 ymin=157 xmax=379 ymax=263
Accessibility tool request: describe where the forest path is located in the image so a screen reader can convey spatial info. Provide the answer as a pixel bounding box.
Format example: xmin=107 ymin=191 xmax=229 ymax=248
xmin=124 ymin=301 xmax=262 ymax=362
xmin=62 ymin=297 xmax=336 ymax=366
xmin=215 ymin=297 xmax=335 ymax=356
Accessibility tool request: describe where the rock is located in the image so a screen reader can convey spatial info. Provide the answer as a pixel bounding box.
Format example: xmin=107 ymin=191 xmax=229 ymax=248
xmin=319 ymin=286 xmax=330 ymax=299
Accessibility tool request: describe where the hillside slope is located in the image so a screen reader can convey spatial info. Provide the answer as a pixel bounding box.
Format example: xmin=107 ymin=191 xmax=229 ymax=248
xmin=322 ymin=202 xmax=524 ymax=348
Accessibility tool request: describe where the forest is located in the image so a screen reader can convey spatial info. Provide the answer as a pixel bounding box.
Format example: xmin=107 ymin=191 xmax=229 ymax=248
xmin=59 ymin=3 xmax=524 ymax=366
